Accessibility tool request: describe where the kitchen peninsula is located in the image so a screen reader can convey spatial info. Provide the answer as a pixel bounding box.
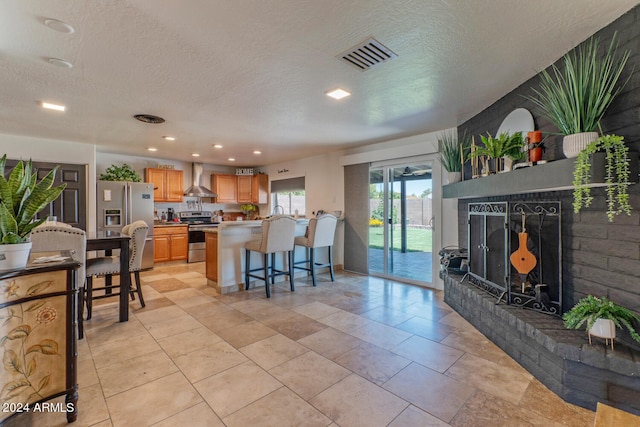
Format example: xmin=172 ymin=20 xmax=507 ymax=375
xmin=205 ymin=219 xmax=311 ymax=294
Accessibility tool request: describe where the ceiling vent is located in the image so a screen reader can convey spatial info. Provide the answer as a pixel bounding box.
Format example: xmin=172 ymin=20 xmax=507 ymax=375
xmin=133 ymin=114 xmax=165 ymax=124
xmin=337 ymin=37 xmax=398 ymax=71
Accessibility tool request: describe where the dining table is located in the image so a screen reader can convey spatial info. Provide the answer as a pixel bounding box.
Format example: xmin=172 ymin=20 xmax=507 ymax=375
xmin=86 ymin=230 xmax=131 ymax=322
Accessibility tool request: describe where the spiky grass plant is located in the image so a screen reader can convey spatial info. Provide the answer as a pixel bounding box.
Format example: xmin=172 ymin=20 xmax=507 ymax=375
xmin=437 ymin=130 xmax=471 ymax=173
xmin=563 ymin=295 xmax=640 ymax=344
xmin=0 ymin=155 xmax=66 ymax=243
xmin=572 ymin=134 xmax=631 ymax=221
xmin=526 ymin=33 xmax=631 ymax=135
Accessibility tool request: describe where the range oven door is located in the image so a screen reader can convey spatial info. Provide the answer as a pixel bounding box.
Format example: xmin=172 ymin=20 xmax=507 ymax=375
xmin=187 ymin=224 xmax=214 ymax=262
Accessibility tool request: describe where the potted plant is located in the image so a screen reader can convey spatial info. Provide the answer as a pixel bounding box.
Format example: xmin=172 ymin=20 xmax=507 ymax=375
xmin=99 ymin=164 xmax=142 ymax=182
xmin=563 ymin=295 xmax=640 ymax=350
xmin=526 ymin=33 xmax=631 ymax=158
xmin=572 ymin=134 xmax=631 ymax=222
xmin=470 ymin=131 xmax=525 ymax=174
xmin=0 ymin=155 xmax=66 ymax=269
xmin=437 ymin=130 xmax=471 ymax=183
xmin=240 ymin=203 xmax=257 ymax=219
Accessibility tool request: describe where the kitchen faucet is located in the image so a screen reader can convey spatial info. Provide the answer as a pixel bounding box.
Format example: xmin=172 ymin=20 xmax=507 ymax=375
xmin=272 ymin=205 xmax=285 ymax=215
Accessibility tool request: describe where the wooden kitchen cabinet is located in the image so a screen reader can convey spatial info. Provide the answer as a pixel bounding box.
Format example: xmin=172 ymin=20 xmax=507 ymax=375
xmin=146 ymin=168 xmax=184 ymax=202
xmin=251 ymin=174 xmax=269 ymax=204
xmin=205 ymin=231 xmax=218 ymax=281
xmin=154 ymin=226 xmax=188 ymax=262
xmin=237 ymin=175 xmax=253 ymax=203
xmin=212 ymin=174 xmax=238 ymax=203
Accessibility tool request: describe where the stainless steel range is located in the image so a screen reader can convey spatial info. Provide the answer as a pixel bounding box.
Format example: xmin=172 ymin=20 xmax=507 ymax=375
xmin=178 ymin=211 xmax=218 ymax=263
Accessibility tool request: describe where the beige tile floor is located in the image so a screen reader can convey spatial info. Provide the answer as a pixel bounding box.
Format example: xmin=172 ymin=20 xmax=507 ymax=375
xmin=6 ymin=263 xmax=595 ymax=427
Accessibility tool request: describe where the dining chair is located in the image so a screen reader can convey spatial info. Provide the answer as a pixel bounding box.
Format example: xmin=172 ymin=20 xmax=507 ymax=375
xmin=244 ymin=215 xmax=297 ymax=298
xmin=84 ymin=220 xmax=148 ymax=319
xmin=30 ymin=223 xmax=87 ymax=338
xmin=293 ymin=213 xmax=337 ymax=287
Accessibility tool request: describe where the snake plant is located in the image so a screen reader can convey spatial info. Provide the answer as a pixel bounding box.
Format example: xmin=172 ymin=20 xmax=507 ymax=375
xmin=0 ymin=155 xmax=66 ymax=244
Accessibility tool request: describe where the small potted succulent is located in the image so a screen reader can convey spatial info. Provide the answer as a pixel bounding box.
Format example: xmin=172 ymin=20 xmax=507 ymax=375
xmin=563 ymin=295 xmax=640 ymax=350
xmin=0 ymin=155 xmax=66 ymax=269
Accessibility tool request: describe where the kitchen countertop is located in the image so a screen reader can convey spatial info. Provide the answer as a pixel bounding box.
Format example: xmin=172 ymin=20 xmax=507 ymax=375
xmin=153 ymin=223 xmax=188 ymax=227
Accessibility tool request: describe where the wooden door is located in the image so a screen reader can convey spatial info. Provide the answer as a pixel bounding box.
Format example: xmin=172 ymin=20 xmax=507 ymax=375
xmin=213 ymin=174 xmax=237 ymax=203
xmin=146 ymin=168 xmax=166 ymax=202
xmin=153 ymin=235 xmax=171 ymax=262
xmin=5 ymin=159 xmax=87 ymax=230
xmin=237 ymin=175 xmax=252 ymax=203
xmin=251 ymin=174 xmax=269 ymax=204
xmin=165 ymin=169 xmax=184 ymax=202
xmin=171 ymin=234 xmax=188 ymax=260
xmin=206 ymin=232 xmax=218 ymax=281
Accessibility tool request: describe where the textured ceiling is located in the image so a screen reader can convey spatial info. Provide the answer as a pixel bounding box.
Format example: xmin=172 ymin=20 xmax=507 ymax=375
xmin=1 ymin=0 xmax=638 ymax=165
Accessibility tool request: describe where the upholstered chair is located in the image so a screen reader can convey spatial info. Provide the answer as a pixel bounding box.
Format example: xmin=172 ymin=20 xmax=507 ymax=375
xmin=244 ymin=215 xmax=297 ymax=298
xmin=85 ymin=220 xmax=148 ymax=319
xmin=293 ymin=214 xmax=337 ymax=287
xmin=30 ymin=224 xmax=87 ymax=338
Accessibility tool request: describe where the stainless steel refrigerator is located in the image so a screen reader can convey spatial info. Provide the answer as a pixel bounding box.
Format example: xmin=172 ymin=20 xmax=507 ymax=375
xmin=97 ymin=181 xmax=155 ymax=269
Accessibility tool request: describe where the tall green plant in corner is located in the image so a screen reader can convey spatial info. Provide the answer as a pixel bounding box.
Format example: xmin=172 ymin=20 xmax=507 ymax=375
xmin=0 ymin=155 xmax=66 ymax=244
xmin=437 ymin=130 xmax=471 ymax=173
xmin=572 ymin=134 xmax=631 ymax=222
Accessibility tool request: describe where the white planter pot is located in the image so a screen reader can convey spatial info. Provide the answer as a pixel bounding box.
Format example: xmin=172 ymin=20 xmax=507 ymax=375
xmin=563 ymin=132 xmax=598 ymax=158
xmin=447 ymin=172 xmax=461 ymax=184
xmin=588 ymin=317 xmax=616 ymax=350
xmin=0 ymin=241 xmax=32 ymax=271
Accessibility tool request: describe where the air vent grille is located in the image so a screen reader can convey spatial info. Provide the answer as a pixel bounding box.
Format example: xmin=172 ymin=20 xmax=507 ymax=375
xmin=133 ymin=114 xmax=165 ymax=124
xmin=337 ymin=38 xmax=398 ymax=71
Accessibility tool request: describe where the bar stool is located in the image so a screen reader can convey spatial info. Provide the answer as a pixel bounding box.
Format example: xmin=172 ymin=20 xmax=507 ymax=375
xmin=293 ymin=214 xmax=337 ymax=287
xmin=244 ymin=215 xmax=297 ymax=298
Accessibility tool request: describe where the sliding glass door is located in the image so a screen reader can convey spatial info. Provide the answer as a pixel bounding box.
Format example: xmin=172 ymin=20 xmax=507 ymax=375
xmin=369 ymin=162 xmax=433 ymax=284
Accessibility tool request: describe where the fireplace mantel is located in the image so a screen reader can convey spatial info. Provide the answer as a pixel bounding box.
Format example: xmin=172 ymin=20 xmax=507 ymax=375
xmin=443 ymin=153 xmax=638 ymax=199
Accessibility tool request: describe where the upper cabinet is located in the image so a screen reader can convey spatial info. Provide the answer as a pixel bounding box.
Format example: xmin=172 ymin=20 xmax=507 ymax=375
xmin=237 ymin=175 xmax=252 ymax=203
xmin=212 ymin=174 xmax=238 ymax=203
xmin=145 ymin=168 xmax=184 ymax=202
xmin=212 ymin=173 xmax=269 ymax=204
xmin=251 ymin=174 xmax=269 ymax=204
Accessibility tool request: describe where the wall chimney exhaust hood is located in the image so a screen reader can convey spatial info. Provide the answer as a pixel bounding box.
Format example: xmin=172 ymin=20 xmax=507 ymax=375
xmin=184 ymin=163 xmax=217 ymax=198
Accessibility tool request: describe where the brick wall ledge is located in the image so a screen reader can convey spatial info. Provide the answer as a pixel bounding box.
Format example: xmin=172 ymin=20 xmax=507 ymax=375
xmin=444 ymin=273 xmax=640 ymax=415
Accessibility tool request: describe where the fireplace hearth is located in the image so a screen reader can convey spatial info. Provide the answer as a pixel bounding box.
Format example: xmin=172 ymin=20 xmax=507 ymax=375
xmin=465 ymin=201 xmax=562 ymax=315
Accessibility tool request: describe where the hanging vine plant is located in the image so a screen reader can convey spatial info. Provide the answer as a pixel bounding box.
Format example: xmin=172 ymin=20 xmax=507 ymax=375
xmin=573 ymin=134 xmax=631 ymax=222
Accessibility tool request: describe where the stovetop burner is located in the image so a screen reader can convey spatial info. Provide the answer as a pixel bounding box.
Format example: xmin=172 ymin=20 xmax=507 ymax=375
xmin=179 ymin=211 xmax=214 ymax=225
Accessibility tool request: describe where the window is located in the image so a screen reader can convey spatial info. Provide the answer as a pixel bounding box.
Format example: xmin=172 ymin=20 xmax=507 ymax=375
xmin=270 ymin=177 xmax=305 ymax=216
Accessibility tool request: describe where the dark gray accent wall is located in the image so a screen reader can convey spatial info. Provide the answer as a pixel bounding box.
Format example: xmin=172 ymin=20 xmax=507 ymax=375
xmin=457 ymin=6 xmax=640 ymax=335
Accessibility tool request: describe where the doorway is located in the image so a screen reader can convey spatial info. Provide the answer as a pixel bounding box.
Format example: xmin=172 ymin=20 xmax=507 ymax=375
xmin=368 ymin=162 xmax=433 ymax=284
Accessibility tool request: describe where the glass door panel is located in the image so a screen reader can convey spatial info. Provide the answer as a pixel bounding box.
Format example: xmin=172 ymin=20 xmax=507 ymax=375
xmin=368 ymin=163 xmax=433 ymax=284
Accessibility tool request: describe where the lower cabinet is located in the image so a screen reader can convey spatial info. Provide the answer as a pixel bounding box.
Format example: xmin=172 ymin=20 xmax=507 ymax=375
xmin=154 ymin=226 xmax=188 ymax=262
xmin=205 ymin=231 xmax=218 ymax=281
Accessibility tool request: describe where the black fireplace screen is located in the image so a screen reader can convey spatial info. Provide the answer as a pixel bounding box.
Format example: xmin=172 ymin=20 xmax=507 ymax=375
xmin=466 ymin=201 xmax=562 ymax=315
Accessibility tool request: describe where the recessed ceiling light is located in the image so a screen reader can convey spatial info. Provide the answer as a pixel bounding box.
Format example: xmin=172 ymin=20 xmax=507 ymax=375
xmin=44 ymin=19 xmax=75 ymax=34
xmin=253 ymin=150 xmax=262 ymax=155
xmin=163 ymin=136 xmax=175 ymax=141
xmin=48 ymin=58 xmax=73 ymax=68
xmin=213 ymin=144 xmax=223 ymax=149
xmin=41 ymin=102 xmax=66 ymax=112
xmin=326 ymin=88 xmax=351 ymax=100
xmin=228 ymin=158 xmax=236 ymax=162
xmin=192 ymin=153 xmax=200 ymax=157
xmin=147 ymin=147 xmax=158 ymax=152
